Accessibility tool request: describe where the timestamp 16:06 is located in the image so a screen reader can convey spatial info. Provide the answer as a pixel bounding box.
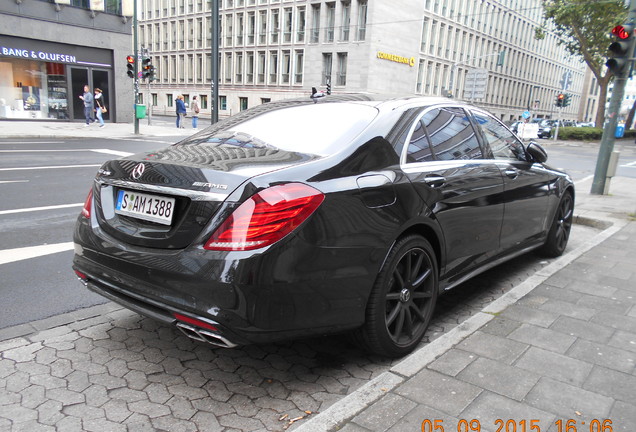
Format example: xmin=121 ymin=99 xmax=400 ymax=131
xmin=421 ymin=418 xmax=613 ymax=432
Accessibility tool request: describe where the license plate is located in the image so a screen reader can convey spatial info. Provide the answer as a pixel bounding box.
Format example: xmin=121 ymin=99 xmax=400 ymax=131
xmin=115 ymin=189 xmax=175 ymax=225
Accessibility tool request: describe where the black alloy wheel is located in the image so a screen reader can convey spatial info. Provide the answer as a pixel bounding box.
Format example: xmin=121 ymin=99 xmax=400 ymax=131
xmin=539 ymin=192 xmax=574 ymax=257
xmin=359 ymin=235 xmax=438 ymax=358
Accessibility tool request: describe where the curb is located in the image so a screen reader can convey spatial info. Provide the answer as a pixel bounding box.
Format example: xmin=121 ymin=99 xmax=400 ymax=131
xmin=292 ymin=214 xmax=628 ymax=432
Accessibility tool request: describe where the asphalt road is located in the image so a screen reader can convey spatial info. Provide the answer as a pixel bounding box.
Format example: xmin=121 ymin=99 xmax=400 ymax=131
xmin=0 ymin=136 xmax=180 ymax=329
xmin=0 ymin=136 xmax=631 ymax=331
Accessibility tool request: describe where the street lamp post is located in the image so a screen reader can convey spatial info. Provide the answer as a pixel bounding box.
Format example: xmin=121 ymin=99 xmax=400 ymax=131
xmin=211 ymin=0 xmax=219 ymax=125
xmin=133 ymin=0 xmax=139 ymax=135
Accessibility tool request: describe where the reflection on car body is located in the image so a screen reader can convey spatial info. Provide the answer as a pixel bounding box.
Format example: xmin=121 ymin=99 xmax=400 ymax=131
xmin=73 ymin=95 xmax=574 ymax=358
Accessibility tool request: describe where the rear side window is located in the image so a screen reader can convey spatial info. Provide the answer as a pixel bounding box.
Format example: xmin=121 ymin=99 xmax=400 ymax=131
xmin=406 ymin=107 xmax=482 ymax=162
xmin=472 ymin=111 xmax=526 ymax=161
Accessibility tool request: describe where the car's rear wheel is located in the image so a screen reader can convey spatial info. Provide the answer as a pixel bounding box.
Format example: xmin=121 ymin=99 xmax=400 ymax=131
xmin=358 ymin=235 xmax=438 ymax=358
xmin=539 ymin=192 xmax=573 ymax=257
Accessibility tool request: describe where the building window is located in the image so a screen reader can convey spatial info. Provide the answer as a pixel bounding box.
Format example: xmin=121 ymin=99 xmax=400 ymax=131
xmin=325 ymin=3 xmax=335 ymax=42
xmin=225 ymin=53 xmax=232 ymax=83
xmin=282 ymin=50 xmax=291 ymax=84
xmin=283 ymin=8 xmax=293 ymax=43
xmin=236 ymin=13 xmax=244 ymax=46
xmin=269 ymin=51 xmax=278 ymax=84
xmin=271 ymin=9 xmax=280 ymax=44
xmin=337 ymin=52 xmax=347 ymax=86
xmin=225 ymin=14 xmax=233 ymax=46
xmin=340 ymin=1 xmax=350 ymax=41
xmin=310 ymin=4 xmax=320 ymax=43
xmin=258 ymin=10 xmax=267 ymax=44
xmin=247 ymin=12 xmax=256 ymax=44
xmin=235 ymin=53 xmax=243 ymax=83
xmin=322 ymin=53 xmax=332 ymax=86
xmin=152 ymin=93 xmax=158 ymax=106
xmin=220 ymin=95 xmax=227 ymax=110
xmin=294 ymin=50 xmax=303 ymax=84
xmin=239 ymin=97 xmax=248 ymax=111
xmin=258 ymin=51 xmax=266 ymax=83
xmin=261 ymin=98 xmax=271 ymax=104
xmin=246 ymin=52 xmax=254 ymax=83
xmin=167 ymin=94 xmax=173 ymax=107
xmin=357 ymin=0 xmax=367 ymax=40
xmin=297 ymin=6 xmax=306 ymax=42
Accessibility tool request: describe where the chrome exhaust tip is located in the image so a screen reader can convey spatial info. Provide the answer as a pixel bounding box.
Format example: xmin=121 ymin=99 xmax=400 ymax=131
xmin=175 ymin=322 xmax=237 ymax=348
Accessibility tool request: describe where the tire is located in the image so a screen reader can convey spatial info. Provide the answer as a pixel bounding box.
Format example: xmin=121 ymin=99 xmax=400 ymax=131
xmin=357 ymin=235 xmax=438 ymax=358
xmin=538 ymin=192 xmax=573 ymax=257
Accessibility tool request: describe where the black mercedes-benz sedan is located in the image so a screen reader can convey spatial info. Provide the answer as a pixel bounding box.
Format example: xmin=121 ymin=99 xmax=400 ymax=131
xmin=73 ymin=96 xmax=574 ymax=358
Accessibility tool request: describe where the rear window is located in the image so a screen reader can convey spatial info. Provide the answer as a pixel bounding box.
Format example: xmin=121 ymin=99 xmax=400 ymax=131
xmin=188 ymin=102 xmax=379 ymax=156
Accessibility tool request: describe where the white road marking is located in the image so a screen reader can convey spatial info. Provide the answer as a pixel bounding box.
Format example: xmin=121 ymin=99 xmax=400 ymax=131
xmin=0 ymin=203 xmax=83 ymax=216
xmin=0 ymin=242 xmax=74 ymax=265
xmin=0 ymin=141 xmax=61 ymax=144
xmin=620 ymin=161 xmax=636 ymax=168
xmin=0 ymin=148 xmax=133 ymax=157
xmin=0 ymin=164 xmax=101 ymax=171
xmin=0 ymin=180 xmax=29 ymax=184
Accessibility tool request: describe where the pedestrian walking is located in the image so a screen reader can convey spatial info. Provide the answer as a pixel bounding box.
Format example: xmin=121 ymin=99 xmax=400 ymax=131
xmin=79 ymin=85 xmax=93 ymax=126
xmin=94 ymin=88 xmax=106 ymax=128
xmin=191 ymin=95 xmax=200 ymax=129
xmin=175 ymin=95 xmax=186 ymax=129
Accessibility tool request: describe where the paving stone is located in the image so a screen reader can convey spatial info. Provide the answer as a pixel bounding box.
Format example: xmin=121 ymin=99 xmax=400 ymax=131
xmin=499 ymin=305 xmax=560 ymax=328
xmin=128 ymin=400 xmax=172 ymax=418
xmin=458 ymin=331 xmax=528 ymax=365
xmin=288 ymin=391 xmax=320 ymax=414
xmin=83 ymin=384 xmax=110 ymax=407
xmin=515 ymin=347 xmax=594 ymax=386
xmin=54 ymin=414 xmax=84 ymax=432
xmin=49 ymin=358 xmax=74 ymax=378
xmin=83 ymin=418 xmax=127 ymax=432
xmin=538 ymin=299 xmax=598 ymax=321
xmin=508 ymin=323 xmax=576 ymax=354
xmin=229 ymin=394 xmax=260 ymax=417
xmin=123 ymin=412 xmax=155 ymax=432
xmin=62 ymin=404 xmax=105 ymax=421
xmin=18 ymin=385 xmax=45 ymax=409
xmin=191 ymin=398 xmax=235 ymax=416
xmin=480 ymin=317 xmax=522 ymax=337
xmin=567 ymin=339 xmax=636 ymax=374
xmin=591 ymin=312 xmax=636 ymax=334
xmin=12 ymin=419 xmax=55 ymax=432
xmin=36 ymin=399 xmax=64 ymax=425
xmin=385 ymin=405 xmax=459 ymax=432
xmin=394 ymin=368 xmax=482 ymax=417
xmin=45 ymin=387 xmax=86 ymax=406
xmin=108 ymin=387 xmax=148 ymax=403
xmin=583 ymin=366 xmax=636 ymax=403
xmin=218 ymin=413 xmax=265 ymax=431
xmin=576 ymin=295 xmax=632 ymax=315
xmin=351 ymin=392 xmax=417 ymax=432
xmin=102 ymin=399 xmax=133 ymax=423
xmin=123 ymin=370 xmax=151 ymax=390
xmin=65 ymin=370 xmax=91 ymax=393
xmin=0 ymin=359 xmax=16 ymax=380
xmin=458 ymin=357 xmax=539 ymax=401
xmin=190 ymin=410 xmax=224 ymax=431
xmin=609 ymin=400 xmax=636 ymax=432
xmin=0 ymin=403 xmax=37 ymax=423
xmin=3 ymin=342 xmax=43 ymax=363
xmin=144 ymin=382 xmax=172 ymax=404
xmin=167 ymin=395 xmax=198 ymax=420
xmin=550 ymin=316 xmax=615 ymax=344
xmin=608 ymin=330 xmax=636 ymax=354
xmin=525 ymin=377 xmax=613 ymax=420
xmin=461 ymin=391 xmax=554 ymax=432
xmin=152 ymin=415 xmax=199 ymax=432
xmin=168 ymin=383 xmax=208 ymax=400
xmin=89 ymin=373 xmax=127 ymax=390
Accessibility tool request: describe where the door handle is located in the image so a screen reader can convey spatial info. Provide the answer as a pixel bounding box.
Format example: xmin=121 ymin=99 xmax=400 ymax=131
xmin=424 ymin=175 xmax=446 ymax=187
xmin=504 ymin=168 xmax=519 ymax=179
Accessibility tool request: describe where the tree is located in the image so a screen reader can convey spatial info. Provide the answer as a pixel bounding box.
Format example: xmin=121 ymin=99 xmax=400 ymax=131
xmin=538 ymin=0 xmax=627 ymax=128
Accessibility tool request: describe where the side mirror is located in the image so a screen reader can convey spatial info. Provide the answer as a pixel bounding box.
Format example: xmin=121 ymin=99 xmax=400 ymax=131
xmin=526 ymin=141 xmax=547 ymax=163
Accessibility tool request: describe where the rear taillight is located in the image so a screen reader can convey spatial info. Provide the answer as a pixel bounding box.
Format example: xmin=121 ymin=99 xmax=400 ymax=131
xmin=81 ymin=188 xmax=93 ymax=219
xmin=204 ymin=183 xmax=324 ymax=251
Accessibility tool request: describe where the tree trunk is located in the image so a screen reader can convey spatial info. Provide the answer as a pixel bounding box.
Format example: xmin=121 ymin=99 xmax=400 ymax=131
xmin=625 ymin=98 xmax=636 ymax=130
xmin=595 ymin=78 xmax=609 ymax=129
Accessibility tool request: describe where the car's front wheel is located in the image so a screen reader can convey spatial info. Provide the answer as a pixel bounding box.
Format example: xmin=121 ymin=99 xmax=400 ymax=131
xmin=538 ymin=192 xmax=573 ymax=257
xmin=358 ymin=235 xmax=438 ymax=358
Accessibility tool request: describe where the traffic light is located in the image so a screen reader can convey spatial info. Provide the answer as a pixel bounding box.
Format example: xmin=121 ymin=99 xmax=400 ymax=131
xmin=326 ymin=81 xmax=331 ymax=95
xmin=607 ymin=24 xmax=635 ymax=75
xmin=563 ymin=93 xmax=571 ymax=107
xmin=141 ymin=57 xmax=152 ymax=79
xmin=126 ymin=55 xmax=135 ymax=78
xmin=555 ymin=93 xmax=564 ymax=107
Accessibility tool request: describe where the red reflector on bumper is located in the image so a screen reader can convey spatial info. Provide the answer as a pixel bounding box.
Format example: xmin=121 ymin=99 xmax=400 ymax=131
xmin=173 ymin=313 xmax=218 ymax=331
xmin=74 ymin=270 xmax=88 ymax=280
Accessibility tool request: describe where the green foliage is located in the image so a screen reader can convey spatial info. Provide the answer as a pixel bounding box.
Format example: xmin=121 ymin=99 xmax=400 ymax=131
xmin=541 ymin=0 xmax=627 ymax=72
xmin=556 ymin=127 xmax=603 ymax=140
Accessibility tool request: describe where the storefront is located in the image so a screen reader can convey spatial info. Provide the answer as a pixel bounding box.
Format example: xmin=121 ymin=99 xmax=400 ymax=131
xmin=0 ymin=35 xmax=114 ymax=122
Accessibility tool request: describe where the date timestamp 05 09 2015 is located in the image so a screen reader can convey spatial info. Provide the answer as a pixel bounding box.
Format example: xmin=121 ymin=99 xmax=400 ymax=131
xmin=421 ymin=418 xmax=614 ymax=432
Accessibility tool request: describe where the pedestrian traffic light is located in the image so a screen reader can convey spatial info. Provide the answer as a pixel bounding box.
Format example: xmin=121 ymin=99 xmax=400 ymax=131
xmin=607 ymin=24 xmax=635 ymax=75
xmin=126 ymin=55 xmax=135 ymax=78
xmin=555 ymin=93 xmax=564 ymax=107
